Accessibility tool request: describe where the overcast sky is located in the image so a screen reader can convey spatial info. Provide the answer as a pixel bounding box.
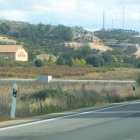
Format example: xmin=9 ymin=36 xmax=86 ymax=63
xmin=0 ymin=0 xmax=140 ymax=31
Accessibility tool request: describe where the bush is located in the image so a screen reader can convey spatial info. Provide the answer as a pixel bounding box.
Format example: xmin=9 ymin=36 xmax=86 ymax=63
xmin=34 ymin=59 xmax=44 ymax=67
xmin=21 ymin=88 xmax=69 ymax=101
xmin=0 ymin=60 xmax=34 ymax=67
xmin=86 ymin=55 xmax=104 ymax=67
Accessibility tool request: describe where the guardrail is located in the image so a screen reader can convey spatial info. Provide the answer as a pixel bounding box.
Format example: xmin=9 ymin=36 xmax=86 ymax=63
xmin=0 ymin=75 xmax=136 ymax=85
xmin=51 ymin=79 xmax=136 ymax=84
xmin=0 ymin=75 xmax=52 ymax=84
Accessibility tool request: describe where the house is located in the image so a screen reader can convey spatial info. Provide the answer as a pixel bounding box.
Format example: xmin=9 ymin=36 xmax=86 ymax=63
xmin=0 ymin=45 xmax=28 ymax=61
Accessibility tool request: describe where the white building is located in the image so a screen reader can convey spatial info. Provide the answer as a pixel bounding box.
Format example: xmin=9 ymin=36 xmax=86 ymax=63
xmin=0 ymin=45 xmax=28 ymax=61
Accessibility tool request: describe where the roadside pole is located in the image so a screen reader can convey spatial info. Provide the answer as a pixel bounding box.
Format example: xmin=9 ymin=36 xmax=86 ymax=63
xmin=10 ymin=83 xmax=17 ymax=119
xmin=132 ymin=83 xmax=136 ymax=97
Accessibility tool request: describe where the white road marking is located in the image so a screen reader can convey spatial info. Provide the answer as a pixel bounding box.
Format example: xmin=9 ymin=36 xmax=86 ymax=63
xmin=0 ymin=102 xmax=139 ymax=132
xmin=86 ymin=111 xmax=140 ymax=114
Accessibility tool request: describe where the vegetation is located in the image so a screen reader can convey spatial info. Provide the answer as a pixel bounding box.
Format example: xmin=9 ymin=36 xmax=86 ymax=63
xmin=0 ymin=20 xmax=140 ymax=68
xmin=136 ymin=75 xmax=140 ymax=86
xmin=0 ymin=66 xmax=139 ymax=80
xmin=94 ymin=29 xmax=139 ymax=41
xmin=0 ymin=60 xmax=34 ymax=67
xmin=34 ymin=59 xmax=44 ymax=67
xmin=1 ymin=21 xmax=140 ymax=122
xmin=0 ymin=82 xmax=140 ymax=121
xmin=0 ymin=21 xmax=73 ymax=56
xmin=86 ymin=54 xmax=104 ymax=67
xmin=94 ymin=30 xmax=140 ymax=67
xmin=0 ymin=21 xmax=140 ymax=67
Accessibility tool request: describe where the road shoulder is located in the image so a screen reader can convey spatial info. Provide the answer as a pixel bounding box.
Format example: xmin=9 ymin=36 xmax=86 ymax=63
xmin=0 ymin=101 xmax=133 ymax=128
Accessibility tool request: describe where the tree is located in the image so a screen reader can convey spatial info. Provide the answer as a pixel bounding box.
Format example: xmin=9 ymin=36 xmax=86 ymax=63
xmin=56 ymin=57 xmax=65 ymax=65
xmin=68 ymin=57 xmax=73 ymax=67
xmin=102 ymin=51 xmax=115 ymax=66
xmin=72 ymin=58 xmax=86 ymax=66
xmin=86 ymin=55 xmax=104 ymax=67
xmin=77 ymin=45 xmax=92 ymax=58
xmin=34 ymin=59 xmax=44 ymax=67
xmin=80 ymin=59 xmax=86 ymax=65
xmin=28 ymin=51 xmax=36 ymax=61
xmin=0 ymin=23 xmax=10 ymax=34
xmin=48 ymin=25 xmax=73 ymax=41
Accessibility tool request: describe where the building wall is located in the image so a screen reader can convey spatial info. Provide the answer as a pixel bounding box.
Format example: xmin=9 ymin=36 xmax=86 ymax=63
xmin=0 ymin=52 xmax=15 ymax=60
xmin=15 ymin=47 xmax=28 ymax=61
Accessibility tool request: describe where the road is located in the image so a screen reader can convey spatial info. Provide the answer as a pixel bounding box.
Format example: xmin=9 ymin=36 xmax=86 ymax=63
xmin=0 ymin=101 xmax=140 ymax=140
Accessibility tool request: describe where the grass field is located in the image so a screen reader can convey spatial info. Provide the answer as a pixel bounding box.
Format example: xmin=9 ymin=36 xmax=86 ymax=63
xmin=0 ymin=67 xmax=139 ymax=80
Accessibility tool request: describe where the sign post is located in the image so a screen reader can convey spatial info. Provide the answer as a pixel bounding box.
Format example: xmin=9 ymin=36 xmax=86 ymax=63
xmin=10 ymin=83 xmax=17 ymax=119
xmin=132 ymin=83 xmax=136 ymax=97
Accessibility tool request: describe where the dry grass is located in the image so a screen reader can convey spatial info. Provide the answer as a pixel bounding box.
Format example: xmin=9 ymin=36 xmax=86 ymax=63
xmin=0 ymin=67 xmax=139 ymax=80
xmin=75 ymin=68 xmax=140 ymax=80
xmin=0 ymin=82 xmax=140 ymax=121
xmin=0 ymin=66 xmax=93 ymax=78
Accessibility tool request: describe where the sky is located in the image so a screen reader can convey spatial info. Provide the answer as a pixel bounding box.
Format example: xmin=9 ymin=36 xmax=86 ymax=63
xmin=0 ymin=0 xmax=140 ymax=32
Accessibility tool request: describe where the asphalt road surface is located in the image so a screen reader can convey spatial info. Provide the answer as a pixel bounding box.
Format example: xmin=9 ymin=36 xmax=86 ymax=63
xmin=0 ymin=101 xmax=140 ymax=140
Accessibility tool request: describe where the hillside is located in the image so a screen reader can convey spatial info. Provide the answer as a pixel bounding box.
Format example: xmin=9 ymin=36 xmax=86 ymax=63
xmin=0 ymin=20 xmax=140 ymax=68
xmin=65 ymin=41 xmax=111 ymax=52
xmin=94 ymin=29 xmax=140 ymax=56
xmin=0 ymin=20 xmax=140 ymax=55
xmin=65 ymin=26 xmax=111 ymax=52
xmin=0 ymin=36 xmax=17 ymax=45
xmin=0 ymin=19 xmax=73 ymax=55
xmin=0 ymin=20 xmax=112 ymax=55
xmin=134 ymin=45 xmax=140 ymax=57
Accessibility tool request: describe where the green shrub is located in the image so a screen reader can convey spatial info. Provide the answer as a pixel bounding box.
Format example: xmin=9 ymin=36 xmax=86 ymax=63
xmin=21 ymin=88 xmax=69 ymax=101
xmin=34 ymin=59 xmax=44 ymax=67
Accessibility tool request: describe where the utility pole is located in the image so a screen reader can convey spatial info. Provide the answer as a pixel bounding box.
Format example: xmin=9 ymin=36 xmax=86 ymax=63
xmin=102 ymin=10 xmax=105 ymax=30
xmin=112 ymin=19 xmax=114 ymax=29
xmin=123 ymin=6 xmax=125 ymax=30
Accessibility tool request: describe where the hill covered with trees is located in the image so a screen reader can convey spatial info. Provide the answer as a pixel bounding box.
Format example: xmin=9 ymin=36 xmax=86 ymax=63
xmin=0 ymin=20 xmax=73 ymax=54
xmin=0 ymin=19 xmax=140 ymax=68
xmin=94 ymin=29 xmax=140 ymax=54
